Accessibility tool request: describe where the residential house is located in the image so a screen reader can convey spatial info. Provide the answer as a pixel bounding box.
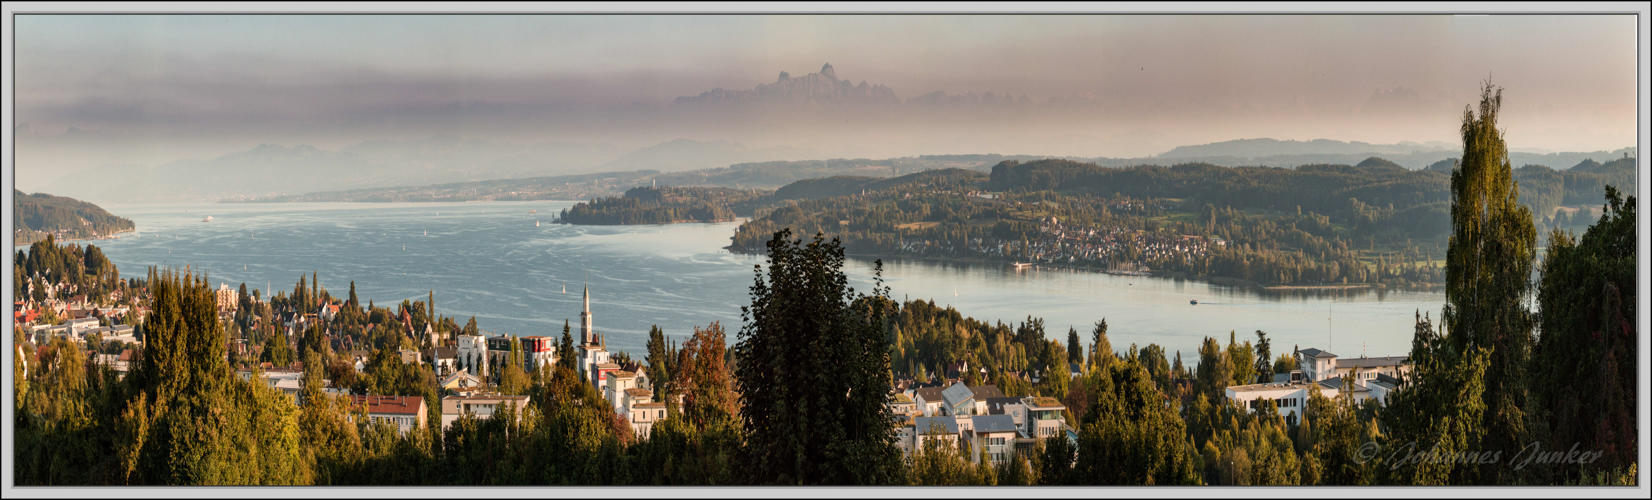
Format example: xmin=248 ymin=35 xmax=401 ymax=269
xmin=622 ymin=388 xmax=666 ymax=439
xmin=1295 ymin=347 xmax=1410 ymax=384
xmin=455 ymin=333 xmax=489 ymax=377
xmin=605 ymin=370 xmax=639 ymax=414
xmin=518 ymin=336 xmax=557 ymax=372
xmin=591 ymin=362 xmax=621 ymax=393
xmin=1020 ymin=397 xmax=1068 ymax=440
xmin=969 ymin=414 xmax=1019 ymax=465
xmin=428 ymin=346 xmax=458 ymax=376
xmin=888 ymin=393 xmax=919 ymax=417
xmin=1224 ymin=380 xmax=1341 ymax=424
xmin=913 ymin=386 xmax=947 ymax=417
xmin=440 ymin=369 xmax=485 ymax=394
xmin=911 ymin=416 xmax=962 ymax=454
xmin=940 ymin=381 xmax=976 ymax=416
xmin=351 ymin=395 xmax=428 ymax=435
xmin=439 ymin=394 xmax=530 ymax=430
xmin=968 ymin=385 xmax=1006 ymax=415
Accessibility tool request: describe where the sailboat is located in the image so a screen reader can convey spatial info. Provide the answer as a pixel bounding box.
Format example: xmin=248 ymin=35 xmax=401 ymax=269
xmin=423 ymin=228 xmax=428 ymax=237
xmin=535 ymin=220 xmax=541 ymax=227
xmin=562 ymin=284 xmax=567 ymax=294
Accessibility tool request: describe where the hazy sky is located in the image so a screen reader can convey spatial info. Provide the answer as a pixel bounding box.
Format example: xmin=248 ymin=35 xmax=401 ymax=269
xmin=13 ymin=14 xmax=1640 ymax=189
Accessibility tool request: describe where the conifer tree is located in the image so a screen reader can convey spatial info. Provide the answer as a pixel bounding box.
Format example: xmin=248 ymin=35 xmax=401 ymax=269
xmin=734 ymin=229 xmax=902 ymax=485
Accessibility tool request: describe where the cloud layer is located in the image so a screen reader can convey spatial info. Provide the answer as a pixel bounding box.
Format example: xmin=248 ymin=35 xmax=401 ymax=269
xmin=13 ymin=14 xmax=1639 ymax=191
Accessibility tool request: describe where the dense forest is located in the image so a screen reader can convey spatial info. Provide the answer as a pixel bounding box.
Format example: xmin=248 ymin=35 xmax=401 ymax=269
xmin=13 ymin=190 xmax=135 ymax=245
xmin=557 ymin=186 xmax=768 ymax=225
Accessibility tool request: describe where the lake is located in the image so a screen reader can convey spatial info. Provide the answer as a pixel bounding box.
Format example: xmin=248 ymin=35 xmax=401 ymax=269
xmin=91 ymin=201 xmax=1446 ymax=361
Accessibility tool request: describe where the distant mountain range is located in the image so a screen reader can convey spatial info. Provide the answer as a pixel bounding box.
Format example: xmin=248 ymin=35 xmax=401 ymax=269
xmin=1136 ymin=138 xmax=1636 ymax=170
xmin=673 ymin=62 xmax=1032 ymax=112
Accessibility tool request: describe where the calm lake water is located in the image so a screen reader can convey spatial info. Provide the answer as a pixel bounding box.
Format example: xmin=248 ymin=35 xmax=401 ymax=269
xmin=92 ymin=201 xmax=1445 ymax=360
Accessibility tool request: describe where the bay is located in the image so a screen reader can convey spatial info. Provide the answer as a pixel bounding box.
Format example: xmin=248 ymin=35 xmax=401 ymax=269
xmin=92 ymin=201 xmax=1445 ymax=361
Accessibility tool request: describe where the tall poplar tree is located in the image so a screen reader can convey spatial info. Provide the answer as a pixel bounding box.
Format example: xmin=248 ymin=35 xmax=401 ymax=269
xmin=1441 ymin=82 xmax=1537 ymax=482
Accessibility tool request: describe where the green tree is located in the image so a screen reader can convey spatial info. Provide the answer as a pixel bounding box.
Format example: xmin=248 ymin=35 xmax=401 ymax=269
xmin=1441 ymin=82 xmax=1538 ymax=483
xmin=1379 ymin=312 xmax=1491 ymax=485
xmin=496 ymin=337 xmax=529 ymax=395
xmin=1193 ymin=337 xmax=1232 ymax=402
xmin=733 ymin=229 xmax=903 ymax=485
xmin=645 ymin=324 xmax=674 ymax=401
xmin=1074 ymin=354 xmax=1201 ymax=485
xmin=1226 ymin=331 xmax=1257 ymax=386
xmin=557 ymin=320 xmax=577 ymax=373
xmin=1254 ymin=330 xmax=1273 ymax=384
xmin=1530 ymin=185 xmax=1637 ymax=481
xmin=1066 ymin=327 xmax=1083 ymax=365
xmin=1090 ymin=318 xmax=1113 ymax=370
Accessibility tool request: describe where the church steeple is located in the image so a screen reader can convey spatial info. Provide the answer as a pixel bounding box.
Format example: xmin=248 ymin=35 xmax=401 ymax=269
xmin=580 ymin=283 xmax=593 ymax=345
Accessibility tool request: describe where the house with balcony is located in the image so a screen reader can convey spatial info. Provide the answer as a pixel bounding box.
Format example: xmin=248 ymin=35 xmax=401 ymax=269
xmin=969 ymin=414 xmax=1019 ymax=465
xmin=439 ymin=394 xmax=530 ymax=430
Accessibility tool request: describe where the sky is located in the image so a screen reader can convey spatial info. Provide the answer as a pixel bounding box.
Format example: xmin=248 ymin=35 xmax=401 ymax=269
xmin=12 ymin=14 xmax=1641 ymax=192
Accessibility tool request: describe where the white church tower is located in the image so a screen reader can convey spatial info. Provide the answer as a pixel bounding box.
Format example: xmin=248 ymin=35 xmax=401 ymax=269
xmin=580 ymin=284 xmax=594 ymax=344
xmin=577 ymin=283 xmax=609 ymax=385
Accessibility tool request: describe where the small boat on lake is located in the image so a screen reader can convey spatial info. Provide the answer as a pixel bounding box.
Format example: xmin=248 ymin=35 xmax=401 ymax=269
xmin=1190 ymin=299 xmax=1199 ymax=305
xmin=202 ymin=215 xmax=213 ymax=222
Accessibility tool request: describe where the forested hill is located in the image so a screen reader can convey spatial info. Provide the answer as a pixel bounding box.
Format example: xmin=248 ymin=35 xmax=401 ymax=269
xmin=557 ymin=186 xmax=769 ymax=225
xmin=12 ymin=190 xmax=135 ymax=246
xmin=770 ymin=169 xmax=988 ymax=201
xmin=987 ymin=156 xmax=1636 ymax=238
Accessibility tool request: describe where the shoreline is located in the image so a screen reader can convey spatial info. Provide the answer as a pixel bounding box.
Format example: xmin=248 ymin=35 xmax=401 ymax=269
xmin=726 ymin=244 xmax=1444 ymax=294
xmin=14 ymin=227 xmax=137 ymax=247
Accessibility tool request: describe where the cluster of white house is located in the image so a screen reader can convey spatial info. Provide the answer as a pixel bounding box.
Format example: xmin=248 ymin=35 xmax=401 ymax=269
xmin=1223 ymin=347 xmax=1411 ymax=424
xmin=351 ymin=286 xmax=670 ymax=438
xmin=887 ymin=381 xmax=1074 ymax=466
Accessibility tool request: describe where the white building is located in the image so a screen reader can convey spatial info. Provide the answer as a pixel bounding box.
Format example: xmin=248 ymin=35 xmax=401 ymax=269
xmin=969 ymin=414 xmax=1019 ymax=465
xmin=439 ymin=394 xmax=530 ymax=430
xmin=1019 ymin=396 xmax=1068 ymax=440
xmin=913 ymin=386 xmax=947 ymax=417
xmin=605 ymin=370 xmax=639 ymax=414
xmin=1296 ymin=347 xmax=1410 ymax=384
xmin=455 ymin=333 xmax=489 ymax=377
xmin=622 ymin=388 xmax=666 ymax=439
xmin=1224 ymin=380 xmax=1338 ymax=424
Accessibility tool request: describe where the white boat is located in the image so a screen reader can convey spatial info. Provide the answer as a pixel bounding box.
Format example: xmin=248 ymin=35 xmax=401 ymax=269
xmin=202 ymin=216 xmax=214 ymax=222
xmin=535 ymin=220 xmax=541 ymax=227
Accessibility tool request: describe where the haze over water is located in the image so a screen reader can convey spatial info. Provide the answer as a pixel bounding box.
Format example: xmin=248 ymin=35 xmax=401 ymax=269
xmin=92 ymin=201 xmax=1445 ymax=360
